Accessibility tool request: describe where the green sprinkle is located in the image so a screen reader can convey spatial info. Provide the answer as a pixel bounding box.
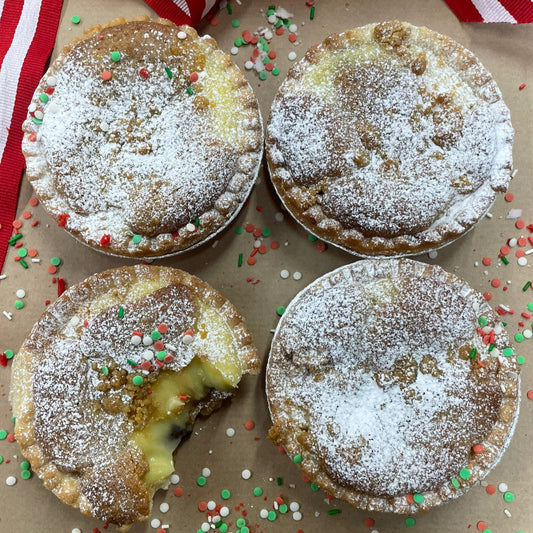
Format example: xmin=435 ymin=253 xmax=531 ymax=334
xmin=328 ymin=509 xmax=340 ymax=515
xmin=267 ymin=510 xmax=276 ymax=521
xmin=469 ymin=348 xmax=477 ymax=359
xmin=164 ymin=67 xmax=173 ymax=79
xmin=6 ymin=350 xmax=14 ymax=360
xmin=515 ymin=333 xmax=525 ymax=343
xmin=21 ymin=470 xmax=32 ymax=479
xmin=132 ymin=375 xmax=143 ymax=386
xmin=413 ymin=493 xmax=424 ymax=503
xmin=293 ymin=454 xmax=302 ymax=463
xmin=459 ymin=468 xmax=471 ymax=480
xmin=226 ymin=3 xmax=232 ymax=14
xmin=232 ymin=19 xmax=240 ymax=28
xmin=279 ymin=504 xmax=288 ymax=514
xmin=132 ymin=234 xmax=142 ymax=244
xmin=195 ymin=217 xmax=200 ymax=228
xmin=275 ymin=20 xmax=283 ymax=28
xmin=197 ymin=476 xmax=207 ymax=486
xmin=501 ymin=255 xmax=509 ymax=265
xmin=8 ymin=233 xmax=23 ymax=245
xmin=488 ymin=343 xmax=495 ymax=352
xmin=259 ymin=71 xmax=268 ymax=81
xmin=0 ymin=456 xmax=3 ymax=464
xmin=0 ymin=430 xmax=7 ymax=440
xmin=503 ymin=347 xmax=514 ymax=357
xmin=482 ymin=529 xmax=492 ymax=533
xmin=451 ymin=477 xmax=460 ymax=488
xmin=266 ymin=8 xmax=276 ymax=16
xmin=516 ymin=355 xmax=525 ymax=365
xmin=261 ymin=43 xmax=269 ymax=53
xmin=50 ymin=256 xmax=61 ymax=266
xmin=20 ymin=461 xmax=31 ymax=471
xmin=253 ymin=487 xmax=263 ymax=496
xmin=219 ymin=524 xmax=228 ymax=533
xmin=14 ymin=300 xmax=24 ymax=310
xmin=71 ymin=15 xmax=81 ymax=24
xmin=262 ymin=228 xmax=271 ymax=237
xmin=478 ymin=316 xmax=488 ymax=326
xmin=405 ymin=517 xmax=416 ymax=527
xmin=156 ymin=351 xmax=166 ymax=361
xmin=528 ymin=302 xmax=533 ymax=312
xmin=272 ymin=67 xmax=280 ymax=76
xmin=277 ymin=306 xmax=286 ymax=316
xmin=238 ymin=253 xmax=243 ymax=267
xmin=522 ymin=281 xmax=531 ymax=292
xmin=102 ymin=366 xmax=109 ymax=375
xmin=310 ymin=482 xmax=320 ymax=491
xmin=39 ymin=93 xmax=49 ymax=103
xmin=310 ymin=6 xmax=315 ymax=19
xmin=186 ymin=86 xmax=194 ymax=95
xmin=118 ymin=307 xmax=124 ymax=318
xmin=235 ymin=226 xmax=243 ymax=234
xmin=19 ymin=258 xmax=28 ymax=269
xmin=308 ymin=234 xmax=318 ymax=242
xmin=504 ymin=491 xmax=515 ymax=502
xmin=234 ymin=38 xmax=245 ymax=47
xmin=276 ymin=476 xmax=283 ymax=485
xmin=221 ymin=489 xmax=231 ymax=499
xmin=32 ymin=117 xmax=43 ymax=125
xmin=258 ymin=38 xmax=266 ymax=45
xmin=127 ymin=359 xmax=138 ymax=366
xmin=240 ymin=527 xmax=249 ymax=533
xmin=236 ymin=519 xmax=246 ymax=528
xmin=18 ymin=248 xmax=28 ymax=257
xmin=111 ymin=51 xmax=121 ymax=62
xmin=151 ymin=330 xmax=162 ymax=341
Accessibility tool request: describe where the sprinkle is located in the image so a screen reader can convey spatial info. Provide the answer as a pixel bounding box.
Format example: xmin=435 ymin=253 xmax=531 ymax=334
xmin=328 ymin=509 xmax=340 ymax=515
xmin=241 ymin=469 xmax=252 ymax=480
xmin=293 ymin=454 xmax=302 ymax=463
xmin=197 ymin=476 xmax=207 ymax=486
xmin=405 ymin=517 xmax=416 ymax=527
xmin=276 ymin=306 xmax=285 ymax=316
xmin=160 ymin=502 xmax=169 ymax=513
xmin=132 ymin=234 xmax=142 ymax=244
xmin=253 ymin=486 xmax=263 ymax=496
xmin=267 ymin=510 xmax=277 ymax=521
xmin=6 ymin=476 xmax=17 ymax=486
xmin=3 ymin=311 xmax=13 ymax=320
xmin=486 ymin=484 xmax=497 ymax=495
xmin=110 ymin=51 xmax=121 ymax=62
xmin=177 ymin=31 xmax=187 ymax=39
xmin=150 ymin=518 xmax=161 ymax=528
xmin=498 ymin=482 xmax=508 ymax=492
xmin=132 ymin=375 xmax=143 ymax=386
xmin=310 ymin=5 xmax=315 ymax=19
xmin=519 ymin=83 xmax=526 ymax=90
xmin=226 ymin=427 xmax=235 ymax=437
xmin=503 ymin=491 xmax=514 ymax=502
xmin=244 ymin=420 xmax=255 ymax=430
xmin=238 ymin=253 xmax=243 ymax=267
xmin=101 ymin=70 xmax=112 ymax=80
xmin=459 ymin=468 xmax=471 ymax=480
xmin=164 ymin=67 xmax=173 ymax=79
xmin=280 ymin=269 xmax=290 ymax=279
xmin=14 ymin=300 xmax=24 ymax=310
xmin=139 ymin=68 xmax=150 ymax=78
xmin=477 ymin=521 xmax=487 ymax=531
xmin=221 ymin=489 xmax=231 ymax=499
xmin=501 ymin=255 xmax=509 ymax=265
xmin=202 ymin=467 xmax=211 ymax=477
xmin=413 ymin=493 xmax=424 ymax=503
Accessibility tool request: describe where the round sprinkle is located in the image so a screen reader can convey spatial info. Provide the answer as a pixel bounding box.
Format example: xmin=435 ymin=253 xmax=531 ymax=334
xmin=276 ymin=306 xmax=285 ymax=316
xmin=244 ymin=60 xmax=254 ymax=70
xmin=504 ymin=491 xmax=514 ymax=502
xmin=5 ymin=350 xmax=14 ymax=360
xmin=6 ymin=476 xmax=16 ymax=486
xmin=280 ymin=269 xmax=290 ymax=279
xmin=150 ymin=518 xmax=161 ymax=528
xmin=459 ymin=468 xmax=471 ymax=480
xmin=15 ymin=300 xmax=24 ymax=310
xmin=491 ymin=279 xmax=501 ymax=288
xmin=202 ymin=467 xmax=211 ymax=477
xmin=472 ymin=444 xmax=484 ymax=454
xmin=267 ymin=510 xmax=277 ymax=521
xmin=413 ymin=493 xmax=424 ymax=503
xmin=231 ymin=46 xmax=239 ymax=55
xmin=177 ymin=31 xmax=187 ymax=39
xmin=72 ymin=529 xmax=82 ymax=533
xmin=232 ymin=19 xmax=240 ymax=27
xmin=174 ymin=486 xmax=183 ymax=496
xmin=139 ymin=68 xmax=150 ymax=78
xmin=221 ymin=489 xmax=231 ymax=499
xmin=16 ymin=289 xmax=26 ymax=298
xmin=226 ymin=427 xmax=235 ymax=437
xmin=515 ymin=333 xmax=525 ymax=343
xmin=241 ymin=469 xmax=252 ymax=480
xmin=18 ymin=248 xmax=28 ymax=258
xmin=405 ymin=517 xmax=416 ymax=527
xmin=200 ymin=522 xmax=210 ymax=532
xmin=260 ymin=509 xmax=269 ymax=519
xmin=498 ymin=482 xmax=508 ymax=492
xmin=502 ymin=347 xmax=514 ymax=357
xmin=477 ymin=521 xmax=487 ymax=531
xmin=486 ymin=484 xmax=497 ymax=495
xmin=292 ymin=271 xmax=302 ymax=281
xmin=159 ymin=502 xmax=170 ymax=513
xmin=21 ymin=470 xmax=32 ymax=480
xmin=244 ymin=420 xmax=255 ymax=430
xmin=253 ymin=486 xmax=263 ymax=496
xmin=46 ymin=77 xmax=57 ymax=87
xmin=220 ymin=506 xmax=230 ymax=517
xmin=0 ymin=430 xmax=7 ymax=439
xmin=197 ymin=476 xmax=207 ymax=486
xmin=293 ymin=454 xmax=302 ymax=463
xmin=524 ymin=329 xmax=532 ymax=339
xmin=518 ymin=256 xmax=528 ymax=266
xmin=110 ymin=51 xmax=121 ymax=62
xmin=151 ymin=330 xmax=162 ymax=341
xmin=132 ymin=375 xmax=143 ymax=386
xmin=101 ymin=70 xmax=112 ymax=80
xmin=50 ymin=257 xmax=61 ymax=266
xmin=132 ymin=234 xmax=142 ymax=244
xmin=71 ymin=15 xmax=81 ymax=24
xmin=259 ymin=71 xmax=267 ymax=81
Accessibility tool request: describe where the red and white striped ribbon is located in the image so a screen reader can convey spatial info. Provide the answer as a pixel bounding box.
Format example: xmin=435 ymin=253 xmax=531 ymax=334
xmin=0 ymin=0 xmax=62 ymax=272
xmin=444 ymin=0 xmax=533 ymax=23
xmin=143 ymin=0 xmax=219 ymax=26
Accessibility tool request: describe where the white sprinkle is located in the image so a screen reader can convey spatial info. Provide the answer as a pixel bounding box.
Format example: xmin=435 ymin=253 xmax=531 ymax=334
xmin=6 ymin=476 xmax=17 ymax=486
xmin=186 ymin=222 xmax=197 ymax=232
xmin=100 ymin=122 xmax=109 ymax=132
xmin=292 ymin=271 xmax=302 ymax=281
xmin=264 ymin=30 xmax=273 ymax=40
xmin=254 ymin=239 xmax=262 ymax=248
xmin=289 ymin=501 xmax=300 ymax=511
xmin=3 ymin=311 xmax=13 ymax=320
xmin=0 ymin=274 xmax=6 ymax=280
xmin=498 ymin=482 xmax=508 ymax=493
xmin=34 ymin=110 xmax=44 ymax=120
xmin=274 ymin=211 xmax=284 ymax=222
xmin=212 ymin=515 xmax=221 ymax=524
xmin=511 ymin=168 xmax=518 ymax=178
xmin=28 ymin=102 xmax=37 ymax=113
xmin=166 ymin=343 xmax=177 ymax=351
xmin=170 ymin=473 xmax=180 ymax=484
xmin=503 ymin=508 xmax=512 ymax=517
xmin=226 ymin=427 xmax=235 ymax=437
xmin=267 ymin=14 xmax=277 ymax=23
xmin=48 ymin=102 xmax=59 ymax=114
xmin=46 ymin=76 xmax=57 ymax=87
xmin=71 ymin=529 xmax=82 ymax=533
xmin=288 ymin=51 xmax=297 ymax=61
xmin=220 ymin=506 xmax=230 ymax=517
xmin=131 ymin=335 xmax=142 ymax=345
xmin=177 ymin=31 xmax=187 ymax=39
xmin=142 ymin=349 xmax=154 ymax=361
xmin=31 ymin=258 xmax=41 ymax=262
xmin=260 ymin=509 xmax=269 ymax=519
xmin=289 ymin=24 xmax=298 ymax=33
xmin=182 ymin=333 xmax=194 ymax=345
xmin=523 ymin=329 xmax=532 ymax=339
xmin=485 ymin=212 xmax=493 ymax=218
xmin=211 ymin=240 xmax=219 ymax=248
xmin=280 ymin=269 xmax=290 ymax=279
xmin=526 ymin=248 xmax=533 ymax=255
xmin=293 ymin=511 xmax=302 ymax=521
xmin=241 ymin=469 xmax=252 ymax=479
xmin=142 ymin=335 xmax=153 ymax=346
xmin=428 ymin=250 xmax=438 ymax=259
xmin=499 ymin=304 xmax=511 ymax=312
xmin=508 ymin=237 xmax=518 ymax=247
xmin=244 ymin=60 xmax=254 ymax=70
xmin=160 ymin=502 xmax=170 ymax=513
xmin=231 ymin=47 xmax=239 ymax=55
xmin=200 ymin=523 xmax=210 ymax=533
xmin=202 ymin=467 xmax=211 ymax=477
xmin=518 ymin=256 xmax=528 ymax=266
xmin=151 ymin=518 xmax=161 ymax=528
xmin=207 ymin=500 xmax=217 ymax=511
xmin=69 ymin=316 xmax=80 ymax=327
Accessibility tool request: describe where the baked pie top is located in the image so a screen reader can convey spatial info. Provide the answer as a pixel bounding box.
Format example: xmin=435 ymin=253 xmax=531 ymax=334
xmin=22 ymin=17 xmax=263 ymax=258
xmin=267 ymin=258 xmax=520 ymax=513
xmin=266 ymin=21 xmax=513 ymax=257
xmin=11 ymin=265 xmax=258 ymax=528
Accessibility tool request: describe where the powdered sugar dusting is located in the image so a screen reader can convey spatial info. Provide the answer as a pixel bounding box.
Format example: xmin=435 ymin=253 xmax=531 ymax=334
xmin=267 ymin=259 xmax=520 ymax=502
xmin=266 ymin=22 xmax=513 ymax=256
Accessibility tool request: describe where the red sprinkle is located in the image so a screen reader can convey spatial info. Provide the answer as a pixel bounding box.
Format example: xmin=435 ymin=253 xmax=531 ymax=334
xmin=22 ymin=211 xmax=32 ymax=219
xmin=245 ymin=223 xmax=255 ymax=233
xmin=519 ymin=83 xmax=526 ymax=90
xmin=270 ymin=241 xmax=279 ymax=249
xmin=288 ymin=33 xmax=298 ymax=43
xmin=189 ymin=72 xmax=199 ymax=82
xmin=47 ymin=265 xmax=57 ymax=274
xmin=158 ymin=323 xmax=168 ymax=334
xmin=57 ymin=278 xmax=66 ymax=297
xmin=405 ymin=493 xmax=415 ymax=504
xmin=29 ymin=197 xmax=39 ymax=206
xmin=527 ymin=390 xmax=533 ymax=400
xmin=490 ymin=279 xmax=501 ymax=288
xmin=486 ymin=484 xmax=497 ymax=495
xmin=6 ymin=433 xmax=15 ymax=442
xmin=364 ymin=517 xmax=375 ymax=527
xmin=477 ymin=521 xmax=487 ymax=531
xmin=12 ymin=219 xmax=22 ymax=229
xmin=57 ymin=213 xmax=70 ymax=227
xmin=139 ymin=68 xmax=150 ymax=78
xmin=316 ymin=241 xmax=326 ymax=252
xmin=472 ymin=444 xmax=484 ymax=454
xmin=174 ymin=487 xmax=184 ymax=497
xmin=500 ymin=245 xmax=510 ymax=255
xmin=504 ymin=192 xmax=514 ymax=202
xmin=100 ymin=233 xmax=111 ymax=247
xmin=258 ymin=245 xmax=267 ymax=254
xmin=275 ymin=27 xmax=284 ymax=35
xmin=518 ymin=237 xmax=527 ymax=247
xmin=101 ymin=70 xmax=112 ymax=81
xmin=244 ymin=420 xmax=255 ymax=430
xmin=198 ymin=501 xmax=208 ymax=511
xmin=516 ymin=219 xmax=525 ymax=229
xmin=253 ymin=227 xmax=262 ymax=238
xmin=483 ymin=291 xmax=492 ymax=301
xmin=0 ymin=353 xmax=7 ymax=367
xmin=481 ymin=257 xmax=491 ymax=266
xmin=28 ymin=133 xmax=37 ymax=142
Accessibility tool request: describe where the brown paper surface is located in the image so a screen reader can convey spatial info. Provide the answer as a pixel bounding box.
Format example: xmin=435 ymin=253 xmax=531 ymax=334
xmin=1 ymin=1 xmax=532 ymax=532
